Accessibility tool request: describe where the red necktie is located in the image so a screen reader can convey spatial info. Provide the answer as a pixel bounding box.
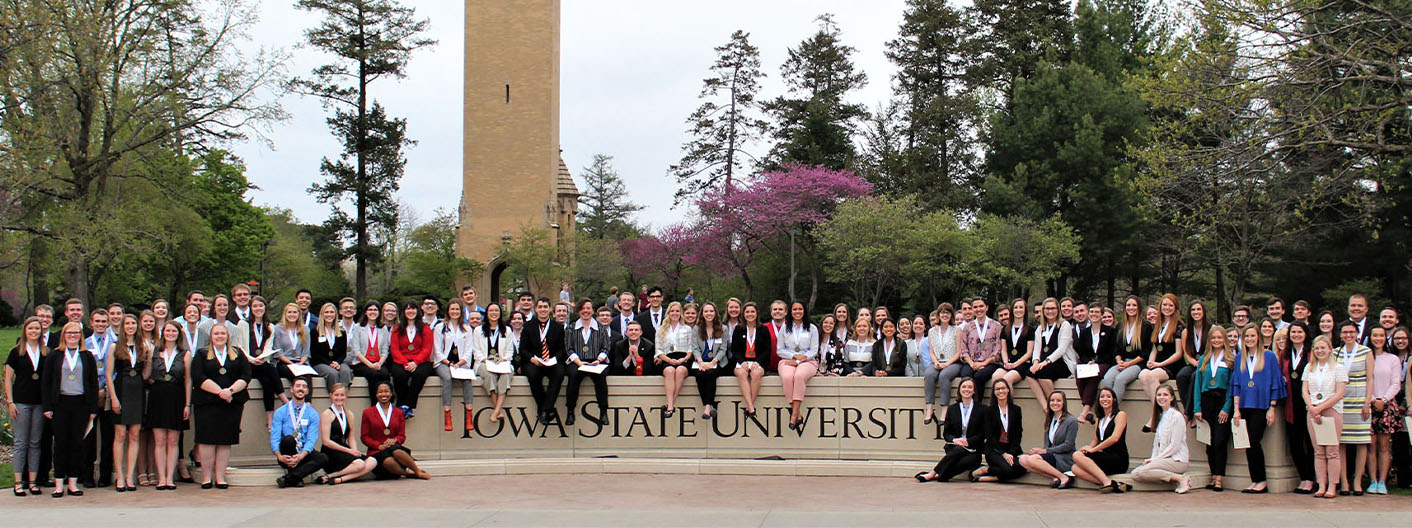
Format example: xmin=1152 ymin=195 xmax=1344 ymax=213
xmin=540 ymin=326 xmax=550 ymax=361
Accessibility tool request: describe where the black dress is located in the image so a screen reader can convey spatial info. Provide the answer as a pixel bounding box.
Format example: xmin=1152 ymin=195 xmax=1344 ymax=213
xmin=111 ymin=349 xmax=147 ymax=426
xmin=1087 ymin=412 xmax=1130 ymax=476
xmin=321 ymin=407 xmax=358 ymax=473
xmin=145 ymin=349 xmax=189 ymax=431
xmin=190 ymin=349 xmax=252 ymax=445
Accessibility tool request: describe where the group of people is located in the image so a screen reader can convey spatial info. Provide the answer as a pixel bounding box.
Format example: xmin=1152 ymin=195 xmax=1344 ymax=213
xmin=4 ymin=283 xmax=1410 ymax=496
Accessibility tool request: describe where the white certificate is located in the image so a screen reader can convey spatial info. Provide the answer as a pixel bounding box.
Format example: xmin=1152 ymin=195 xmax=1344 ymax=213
xmin=1195 ymin=420 xmax=1211 ymax=445
xmin=286 ymin=364 xmax=318 ymax=377
xmin=486 ymin=361 xmax=514 ymax=375
xmin=538 ymin=356 xmax=558 ymax=367
xmin=1231 ymin=419 xmax=1251 ymax=450
xmin=1076 ymin=364 xmax=1100 ymax=379
xmin=1311 ymin=416 xmax=1339 ymax=446
xmin=577 ymin=363 xmax=608 ymax=375
xmin=450 ymin=367 xmax=477 ymax=381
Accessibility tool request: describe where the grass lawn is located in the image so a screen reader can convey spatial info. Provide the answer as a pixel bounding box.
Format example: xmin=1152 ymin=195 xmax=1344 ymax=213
xmin=0 ymin=326 xmax=18 ymax=350
xmin=1 ymin=463 xmax=11 ymax=488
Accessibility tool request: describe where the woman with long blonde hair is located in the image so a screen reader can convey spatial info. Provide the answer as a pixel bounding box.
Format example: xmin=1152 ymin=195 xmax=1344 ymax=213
xmin=1230 ymin=324 xmax=1288 ymax=493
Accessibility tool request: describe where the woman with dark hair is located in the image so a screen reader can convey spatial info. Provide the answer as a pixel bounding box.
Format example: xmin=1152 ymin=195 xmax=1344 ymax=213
xmin=998 ymin=298 xmax=1033 ymax=390
xmin=694 ymin=302 xmax=730 ymax=421
xmin=1281 ymin=322 xmax=1317 ymax=493
xmin=243 ymin=296 xmax=287 ymax=427
xmin=190 ymin=323 xmax=251 ymax=489
xmin=1131 ymin=382 xmax=1191 ymax=493
xmin=349 ymin=301 xmax=390 ymax=404
xmin=914 ymin=378 xmax=986 ymax=483
xmin=360 ymin=381 xmax=429 ymax=480
xmin=777 ymin=301 xmax=819 ymax=430
xmin=473 ymin=303 xmax=513 ymax=423
xmin=817 ymin=315 xmax=846 ymax=377
xmin=972 ymin=379 xmax=1025 ymax=483
xmin=1367 ymin=325 xmax=1403 ymax=495
xmin=1176 ymin=300 xmax=1212 ymax=419
xmin=145 ymin=322 xmax=191 ymax=491
xmin=107 ymin=314 xmax=147 ymax=492
xmin=1071 ymin=388 xmax=1131 ymax=492
xmin=731 ymin=302 xmax=771 ymax=416
xmin=1335 ymin=320 xmax=1372 ymax=495
xmin=1017 ymin=390 xmax=1080 ymax=489
xmin=389 ymin=301 xmax=434 ymax=419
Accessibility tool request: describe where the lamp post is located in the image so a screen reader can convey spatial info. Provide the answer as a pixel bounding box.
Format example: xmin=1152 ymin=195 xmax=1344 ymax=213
xmin=788 ymin=227 xmax=800 ymax=301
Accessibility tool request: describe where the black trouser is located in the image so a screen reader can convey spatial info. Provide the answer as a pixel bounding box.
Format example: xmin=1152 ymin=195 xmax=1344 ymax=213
xmin=566 ymin=368 xmax=608 ymax=416
xmin=1393 ymin=432 xmax=1411 ymax=488
xmin=1284 ymin=394 xmax=1315 ymax=482
xmin=52 ymin=396 xmax=90 ymax=481
xmin=959 ymin=364 xmax=999 ymax=404
xmin=82 ymin=407 xmax=115 ymax=484
xmin=352 ymin=363 xmax=390 ymax=404
xmin=932 ymin=446 xmax=983 ymax=481
xmin=1175 ymin=366 xmax=1197 ymax=418
xmin=1076 ymin=364 xmax=1112 ymax=407
xmin=524 ymin=361 xmax=564 ymax=415
xmin=38 ymin=420 xmax=54 ymax=484
xmin=1240 ymin=408 xmax=1269 ymax=482
xmin=695 ymin=367 xmax=727 ymax=408
xmin=1200 ymin=389 xmax=1231 ymax=476
xmin=984 ymin=449 xmax=1027 ymax=481
xmin=250 ymin=363 xmax=284 ymax=412
xmin=277 ymin=435 xmax=329 ymax=482
xmin=389 ymin=362 xmax=433 ymax=409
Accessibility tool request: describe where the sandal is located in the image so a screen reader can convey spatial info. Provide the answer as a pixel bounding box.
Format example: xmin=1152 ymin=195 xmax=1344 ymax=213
xmin=327 ymin=476 xmax=340 ymax=486
xmin=315 ymin=475 xmax=329 ymax=485
xmin=13 ymin=485 xmax=25 ymax=497
xmin=28 ymin=484 xmax=42 ymax=496
xmin=913 ymin=471 xmax=932 ymax=483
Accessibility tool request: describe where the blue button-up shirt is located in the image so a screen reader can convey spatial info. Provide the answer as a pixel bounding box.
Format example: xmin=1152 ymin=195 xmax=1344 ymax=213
xmin=270 ymin=401 xmax=320 ymax=454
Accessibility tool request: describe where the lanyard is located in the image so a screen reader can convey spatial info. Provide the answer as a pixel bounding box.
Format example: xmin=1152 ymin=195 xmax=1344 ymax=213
xmin=1290 ymin=346 xmax=1303 ymax=370
xmin=1126 ymin=324 xmax=1135 ymax=344
xmin=162 ymin=349 xmax=177 ymax=373
xmin=332 ymin=405 xmax=347 ymax=433
xmin=183 ymin=322 xmax=199 ymax=351
xmin=406 ymin=326 xmax=417 ymax=342
xmin=537 ymin=321 xmax=549 ymax=342
xmin=376 ymin=403 xmax=394 ymax=429
xmin=1246 ymin=351 xmax=1258 ymax=374
xmin=1209 ymin=353 xmax=1220 ymax=378
xmin=1340 ymin=346 xmax=1356 ymax=373
xmin=64 ymin=349 xmax=79 ymax=371
xmin=976 ymin=319 xmax=989 ymax=342
xmin=998 ymin=407 xmax=1009 ymax=432
xmin=214 ymin=347 xmax=227 ymax=367
xmin=88 ymin=334 xmax=111 ymax=360
xmin=1160 ymin=322 xmax=1170 ymax=339
xmin=367 ymin=325 xmax=378 ymax=351
xmin=288 ymin=402 xmax=306 ymax=443
xmin=959 ymin=402 xmax=973 ymax=430
xmin=1099 ymin=415 xmax=1114 ymax=439
xmin=883 ymin=339 xmax=895 ymax=361
xmin=253 ymin=324 xmax=264 ymax=348
xmin=27 ymin=344 xmax=40 ymax=371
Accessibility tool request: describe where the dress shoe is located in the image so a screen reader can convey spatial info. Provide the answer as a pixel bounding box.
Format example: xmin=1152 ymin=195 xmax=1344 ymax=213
xmin=565 ymin=412 xmax=576 ymax=426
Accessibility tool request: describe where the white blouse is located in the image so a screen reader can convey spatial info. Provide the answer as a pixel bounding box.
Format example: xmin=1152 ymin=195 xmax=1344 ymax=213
xmin=844 ymin=339 xmax=875 ymax=363
xmin=777 ymin=324 xmax=819 ymax=361
xmin=1302 ymin=361 xmax=1349 ymax=408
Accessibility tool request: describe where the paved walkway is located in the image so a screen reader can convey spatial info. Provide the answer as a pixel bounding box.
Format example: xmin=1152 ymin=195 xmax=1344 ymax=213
xmin=8 ymin=474 xmax=1408 ymax=526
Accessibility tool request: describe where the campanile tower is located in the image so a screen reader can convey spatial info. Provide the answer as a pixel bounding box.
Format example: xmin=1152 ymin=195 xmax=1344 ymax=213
xmin=459 ymin=0 xmax=577 ymax=301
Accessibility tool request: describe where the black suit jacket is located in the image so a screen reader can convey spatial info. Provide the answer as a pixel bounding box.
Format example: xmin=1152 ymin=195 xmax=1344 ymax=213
xmin=518 ymin=317 xmax=567 ymax=365
xmin=943 ymin=402 xmax=988 ymax=451
xmin=635 ymin=308 xmax=665 ymax=344
xmin=608 ymin=312 xmax=637 ymax=344
xmin=983 ymin=403 xmax=1023 ymax=456
xmin=730 ymin=325 xmax=772 ymax=365
xmin=41 ymin=349 xmax=101 ymax=414
xmin=1073 ymin=323 xmax=1116 ymax=365
xmin=871 ymin=338 xmax=907 ymax=376
xmin=1114 ymin=321 xmax=1152 ymax=363
xmin=609 ymin=338 xmax=656 ymax=376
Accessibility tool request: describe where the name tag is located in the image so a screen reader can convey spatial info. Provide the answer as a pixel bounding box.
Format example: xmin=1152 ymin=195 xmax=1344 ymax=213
xmin=299 ymin=419 xmax=308 ymax=426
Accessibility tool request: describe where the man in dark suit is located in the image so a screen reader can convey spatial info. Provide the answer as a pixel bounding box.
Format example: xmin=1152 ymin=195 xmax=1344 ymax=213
xmin=228 ymin=283 xmax=254 ymax=324
xmin=519 ymin=297 xmax=566 ymax=423
xmin=564 ymin=300 xmax=613 ymax=426
xmin=1344 ymin=294 xmax=1371 ymax=346
xmin=610 ymin=322 xmax=656 ymax=376
xmin=609 ymin=292 xmax=637 ymax=344
xmin=635 ymin=286 xmax=666 ymax=344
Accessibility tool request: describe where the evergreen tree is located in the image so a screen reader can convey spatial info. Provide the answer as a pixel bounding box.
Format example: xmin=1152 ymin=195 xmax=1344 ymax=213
xmin=763 ymin=14 xmax=868 ymax=170
xmin=291 ymin=0 xmax=436 ymax=299
xmin=969 ymin=0 xmax=1075 ymax=100
xmin=576 ymin=154 xmax=642 ymax=240
xmin=881 ymin=0 xmax=982 ymax=211
xmin=671 ymin=30 xmax=767 ymax=202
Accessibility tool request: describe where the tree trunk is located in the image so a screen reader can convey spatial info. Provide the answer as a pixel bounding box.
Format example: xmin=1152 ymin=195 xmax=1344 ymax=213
xmin=65 ymin=256 xmax=90 ymax=310
xmin=354 ymin=8 xmax=370 ymax=299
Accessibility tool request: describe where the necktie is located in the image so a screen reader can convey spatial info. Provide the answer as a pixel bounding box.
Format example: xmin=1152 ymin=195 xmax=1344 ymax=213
xmin=540 ymin=325 xmax=550 ymax=361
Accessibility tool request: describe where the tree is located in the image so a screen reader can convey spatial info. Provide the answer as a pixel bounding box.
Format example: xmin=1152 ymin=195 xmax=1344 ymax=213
xmin=497 ymin=225 xmax=567 ymax=297
xmin=816 ymin=195 xmax=926 ymax=306
xmin=292 ymin=0 xmax=436 ymax=299
xmin=763 ymin=14 xmax=868 ymax=170
xmin=969 ymin=0 xmax=1076 ymax=101
xmin=576 ymin=154 xmax=642 ymax=240
xmin=395 ymin=208 xmax=482 ymax=296
xmin=621 ymin=226 xmax=694 ymax=296
xmin=968 ymin=213 xmax=1080 ymax=299
xmin=571 ymin=236 xmax=627 ymax=300
xmin=670 ymin=30 xmax=767 ymax=202
xmin=261 ymin=208 xmax=352 ymax=304
xmin=0 ymin=0 xmax=285 ymax=304
xmin=881 ymin=0 xmax=983 ymax=212
xmin=164 ymin=151 xmax=275 ymax=301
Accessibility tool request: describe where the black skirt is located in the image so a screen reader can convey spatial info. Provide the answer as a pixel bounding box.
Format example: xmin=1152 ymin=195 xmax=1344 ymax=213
xmin=371 ymin=444 xmax=413 ymax=479
xmin=113 ymin=367 xmax=147 ymax=426
xmin=322 ymin=448 xmax=359 ymax=474
xmin=144 ymin=380 xmax=187 ymax=431
xmin=1087 ymin=450 xmax=1129 ymax=476
xmin=193 ymin=400 xmax=244 ymax=445
xmin=1031 ymin=360 xmax=1070 ymax=380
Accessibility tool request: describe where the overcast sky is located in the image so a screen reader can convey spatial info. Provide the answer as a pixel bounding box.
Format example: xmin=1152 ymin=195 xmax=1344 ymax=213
xmin=231 ymin=0 xmax=911 ymax=231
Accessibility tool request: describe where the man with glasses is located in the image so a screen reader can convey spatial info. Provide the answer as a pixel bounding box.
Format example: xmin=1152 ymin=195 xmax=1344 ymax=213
xmin=229 ymin=283 xmax=254 ymax=324
xmin=1231 ymin=305 xmax=1251 ymax=328
xmin=635 ymin=287 xmax=666 ymax=344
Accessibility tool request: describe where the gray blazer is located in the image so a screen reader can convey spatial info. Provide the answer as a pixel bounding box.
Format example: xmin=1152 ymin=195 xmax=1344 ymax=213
xmin=271 ymin=325 xmax=309 ymax=363
xmin=566 ymin=321 xmax=612 ymax=367
xmin=346 ymin=324 xmax=389 ymax=366
xmin=1041 ymin=414 xmax=1081 ymax=472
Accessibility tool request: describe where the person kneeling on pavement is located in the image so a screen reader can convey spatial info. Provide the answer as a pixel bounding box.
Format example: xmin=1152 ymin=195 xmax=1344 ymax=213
xmin=270 ymin=378 xmax=327 ymax=487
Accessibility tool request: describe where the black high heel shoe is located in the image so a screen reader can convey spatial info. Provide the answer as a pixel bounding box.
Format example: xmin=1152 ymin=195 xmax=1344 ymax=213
xmin=200 ymin=482 xmax=214 ymax=490
xmin=914 ymin=471 xmax=932 ymax=483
